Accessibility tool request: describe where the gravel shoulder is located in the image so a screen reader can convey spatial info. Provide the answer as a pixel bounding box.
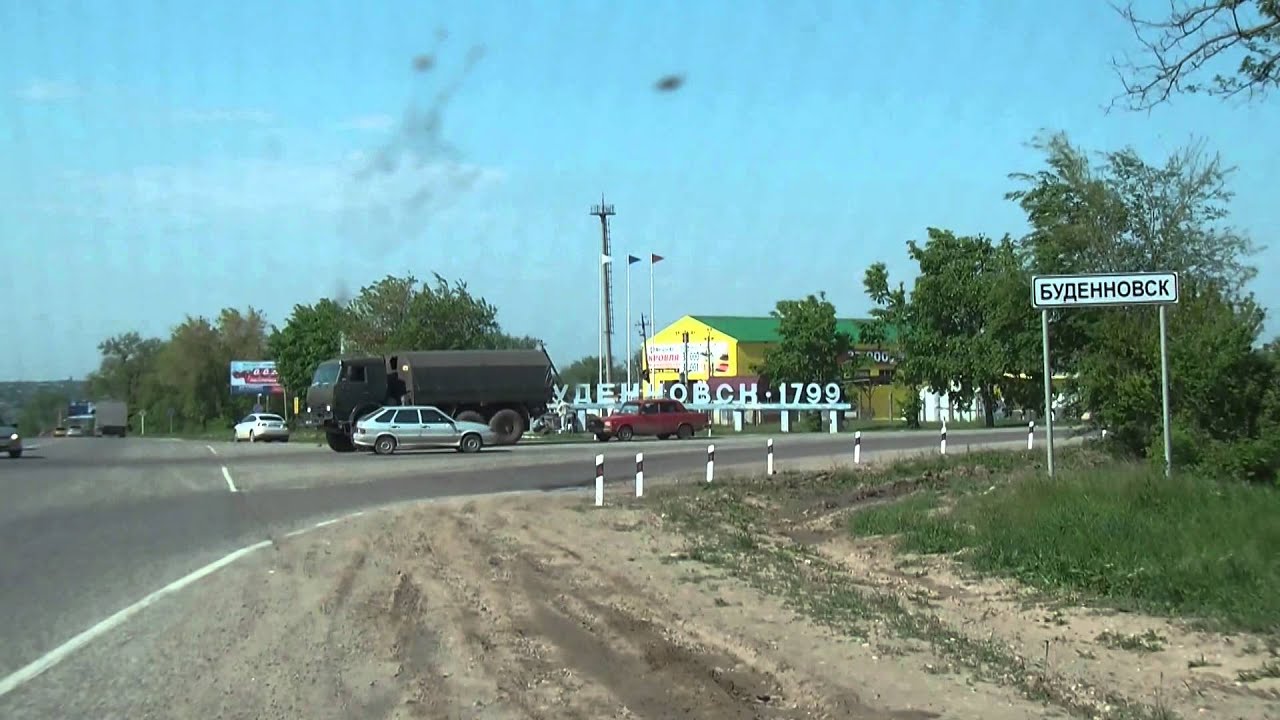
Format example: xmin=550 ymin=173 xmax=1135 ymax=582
xmin=10 ymin=485 xmax=1049 ymax=720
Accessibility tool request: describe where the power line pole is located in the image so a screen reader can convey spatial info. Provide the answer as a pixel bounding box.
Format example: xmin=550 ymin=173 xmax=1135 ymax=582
xmin=705 ymin=329 xmax=715 ymax=380
xmin=590 ymin=197 xmax=616 ymax=385
xmin=681 ymin=331 xmax=690 ymax=385
xmin=637 ymin=314 xmax=650 ymax=397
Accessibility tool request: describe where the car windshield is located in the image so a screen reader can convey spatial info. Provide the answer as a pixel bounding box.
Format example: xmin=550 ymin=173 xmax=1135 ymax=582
xmin=258 ymin=414 xmax=284 ymax=422
xmin=617 ymin=402 xmax=641 ymax=415
xmin=311 ymin=361 xmax=340 ymax=386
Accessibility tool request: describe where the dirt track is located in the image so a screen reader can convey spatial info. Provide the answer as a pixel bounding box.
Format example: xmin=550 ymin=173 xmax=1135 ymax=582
xmin=80 ymin=488 xmax=1056 ymax=720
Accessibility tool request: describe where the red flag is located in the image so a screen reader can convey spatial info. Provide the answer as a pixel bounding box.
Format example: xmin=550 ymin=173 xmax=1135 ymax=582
xmin=651 ymin=253 xmax=664 ymax=263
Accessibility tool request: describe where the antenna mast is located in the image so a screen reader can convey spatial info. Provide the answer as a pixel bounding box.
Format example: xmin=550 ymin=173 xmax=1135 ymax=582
xmin=590 ymin=196 xmax=617 ymax=384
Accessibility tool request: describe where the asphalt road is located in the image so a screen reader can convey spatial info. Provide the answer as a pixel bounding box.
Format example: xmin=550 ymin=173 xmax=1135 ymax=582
xmin=0 ymin=425 xmax=1058 ymax=711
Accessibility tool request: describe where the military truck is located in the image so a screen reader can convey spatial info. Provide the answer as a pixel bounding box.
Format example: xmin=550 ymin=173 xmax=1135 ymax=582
xmin=94 ymin=400 xmax=129 ymax=437
xmin=305 ymin=349 xmax=557 ymax=452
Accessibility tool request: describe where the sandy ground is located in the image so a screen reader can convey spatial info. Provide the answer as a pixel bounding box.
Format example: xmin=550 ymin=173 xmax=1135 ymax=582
xmin=816 ymin=535 xmax=1280 ymax=720
xmin=87 ymin=486 xmax=1061 ymax=720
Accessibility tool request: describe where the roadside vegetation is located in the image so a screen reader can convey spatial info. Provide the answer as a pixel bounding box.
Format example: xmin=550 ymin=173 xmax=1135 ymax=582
xmin=642 ymin=447 xmax=1280 ymax=718
xmin=846 ymin=461 xmax=1280 ymax=633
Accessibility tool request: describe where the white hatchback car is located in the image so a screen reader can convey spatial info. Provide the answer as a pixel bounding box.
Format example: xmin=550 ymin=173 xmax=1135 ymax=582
xmin=233 ymin=413 xmax=290 ymax=442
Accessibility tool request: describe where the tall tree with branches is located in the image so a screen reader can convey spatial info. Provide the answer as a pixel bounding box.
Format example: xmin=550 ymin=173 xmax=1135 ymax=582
xmin=1111 ymin=0 xmax=1280 ymax=111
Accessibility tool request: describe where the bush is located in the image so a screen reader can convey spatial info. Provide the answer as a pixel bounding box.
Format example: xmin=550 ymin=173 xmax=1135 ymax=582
xmin=1080 ymin=283 xmax=1278 ymax=484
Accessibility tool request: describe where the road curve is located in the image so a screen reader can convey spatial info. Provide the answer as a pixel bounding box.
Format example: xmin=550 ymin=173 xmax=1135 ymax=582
xmin=0 ymin=426 xmax=1062 ymax=701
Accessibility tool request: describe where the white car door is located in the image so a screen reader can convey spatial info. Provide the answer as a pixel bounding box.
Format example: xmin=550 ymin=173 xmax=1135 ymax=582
xmin=235 ymin=415 xmax=255 ymax=440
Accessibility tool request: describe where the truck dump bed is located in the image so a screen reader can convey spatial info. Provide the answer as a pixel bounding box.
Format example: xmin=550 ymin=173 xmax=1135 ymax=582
xmin=395 ymin=350 xmax=554 ymax=406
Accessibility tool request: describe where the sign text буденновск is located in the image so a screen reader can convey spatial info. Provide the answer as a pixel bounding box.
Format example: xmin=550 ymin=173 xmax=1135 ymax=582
xmin=1032 ymin=271 xmax=1179 ymax=309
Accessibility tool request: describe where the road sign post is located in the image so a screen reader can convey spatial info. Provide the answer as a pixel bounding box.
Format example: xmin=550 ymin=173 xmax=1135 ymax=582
xmin=1031 ymin=271 xmax=1181 ymax=479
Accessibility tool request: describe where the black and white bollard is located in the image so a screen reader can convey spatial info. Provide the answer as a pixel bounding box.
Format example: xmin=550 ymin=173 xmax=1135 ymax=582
xmin=766 ymin=438 xmax=774 ymax=476
xmin=635 ymin=452 xmax=644 ymax=498
xmin=706 ymin=444 xmax=715 ymax=483
xmin=595 ymin=453 xmax=605 ymax=507
xmin=854 ymin=430 xmax=862 ymax=465
xmin=1028 ymin=421 xmax=1035 ymax=450
xmin=940 ymin=423 xmax=947 ymax=455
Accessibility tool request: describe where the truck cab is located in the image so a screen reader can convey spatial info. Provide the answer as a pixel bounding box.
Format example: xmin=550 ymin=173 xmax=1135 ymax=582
xmin=305 ymin=357 xmax=394 ymax=450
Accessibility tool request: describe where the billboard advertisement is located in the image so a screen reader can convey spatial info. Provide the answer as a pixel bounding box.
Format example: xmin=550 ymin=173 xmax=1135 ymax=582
xmin=647 ymin=341 xmax=731 ymax=374
xmin=230 ymin=361 xmax=283 ymax=395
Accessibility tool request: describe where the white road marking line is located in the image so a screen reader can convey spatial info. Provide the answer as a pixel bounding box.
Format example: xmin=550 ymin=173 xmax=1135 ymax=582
xmin=206 ymin=445 xmax=217 ymax=456
xmin=284 ymin=510 xmax=367 ymax=538
xmin=221 ymin=466 xmax=238 ymax=493
xmin=0 ymin=539 xmax=273 ymax=699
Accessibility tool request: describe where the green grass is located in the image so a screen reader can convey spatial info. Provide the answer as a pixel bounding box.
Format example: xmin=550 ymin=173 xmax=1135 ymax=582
xmin=849 ymin=465 xmax=1280 ymax=633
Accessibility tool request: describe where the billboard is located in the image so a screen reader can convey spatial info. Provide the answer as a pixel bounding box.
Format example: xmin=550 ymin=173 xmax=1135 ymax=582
xmin=647 ymin=341 xmax=731 ymax=374
xmin=230 ymin=361 xmax=283 ymax=395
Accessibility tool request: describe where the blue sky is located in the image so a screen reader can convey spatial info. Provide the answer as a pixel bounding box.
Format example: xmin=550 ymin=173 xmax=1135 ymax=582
xmin=2 ymin=0 xmax=1277 ymax=380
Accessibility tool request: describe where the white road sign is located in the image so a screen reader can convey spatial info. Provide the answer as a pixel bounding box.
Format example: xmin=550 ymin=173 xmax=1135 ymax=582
xmin=1032 ymin=271 xmax=1180 ymax=309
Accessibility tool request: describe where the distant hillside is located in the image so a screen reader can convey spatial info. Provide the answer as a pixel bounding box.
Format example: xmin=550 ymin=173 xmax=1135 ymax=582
xmin=0 ymin=379 xmax=86 ymax=412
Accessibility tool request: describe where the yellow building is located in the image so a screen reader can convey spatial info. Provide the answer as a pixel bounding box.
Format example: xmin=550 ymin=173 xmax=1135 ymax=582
xmin=646 ymin=315 xmax=911 ymax=419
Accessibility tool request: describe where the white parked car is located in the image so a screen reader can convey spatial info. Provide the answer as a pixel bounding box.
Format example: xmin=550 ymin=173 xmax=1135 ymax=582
xmin=233 ymin=413 xmax=290 ymax=443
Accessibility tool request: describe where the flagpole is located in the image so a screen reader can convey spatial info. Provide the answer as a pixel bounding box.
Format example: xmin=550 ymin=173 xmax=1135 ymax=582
xmin=649 ymin=257 xmax=656 ymax=344
xmin=626 ymin=260 xmax=633 ymax=393
xmin=648 ymin=254 xmax=657 ymax=397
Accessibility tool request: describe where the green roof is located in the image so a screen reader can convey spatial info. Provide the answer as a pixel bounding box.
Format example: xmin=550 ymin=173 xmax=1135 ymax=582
xmin=692 ymin=315 xmax=900 ymax=344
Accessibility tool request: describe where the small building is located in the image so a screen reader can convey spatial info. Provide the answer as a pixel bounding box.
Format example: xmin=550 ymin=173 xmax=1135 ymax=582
xmin=646 ymin=315 xmax=911 ymax=420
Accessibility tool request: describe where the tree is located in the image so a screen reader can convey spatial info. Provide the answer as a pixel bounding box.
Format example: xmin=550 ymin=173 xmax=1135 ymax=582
xmin=759 ymin=293 xmax=851 ymax=388
xmin=1007 ymin=132 xmax=1276 ymax=481
xmin=1006 ymin=132 xmax=1261 ymax=381
xmin=344 ymin=273 xmax=506 ymax=353
xmin=485 ymin=332 xmax=543 ymax=350
xmin=864 ymin=230 xmax=1035 ymax=428
xmin=86 ymin=332 xmax=164 ymax=410
xmin=267 ymin=299 xmax=349 ymax=398
xmin=556 ymin=355 xmax=628 ymax=389
xmin=153 ymin=316 xmax=231 ymax=428
xmin=1077 ymin=279 xmax=1278 ymax=481
xmin=1111 ymin=0 xmax=1280 ymax=111
xmin=1007 ymin=132 xmax=1258 ymax=294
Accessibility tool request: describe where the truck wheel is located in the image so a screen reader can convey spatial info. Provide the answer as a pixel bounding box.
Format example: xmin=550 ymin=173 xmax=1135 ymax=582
xmin=616 ymin=425 xmax=634 ymax=441
xmin=676 ymin=423 xmax=694 ymax=440
xmin=456 ymin=410 xmax=485 ymax=425
xmin=488 ymin=409 xmax=524 ymax=445
xmin=325 ymin=432 xmax=355 ymax=453
xmin=374 ymin=435 xmax=397 ymax=455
